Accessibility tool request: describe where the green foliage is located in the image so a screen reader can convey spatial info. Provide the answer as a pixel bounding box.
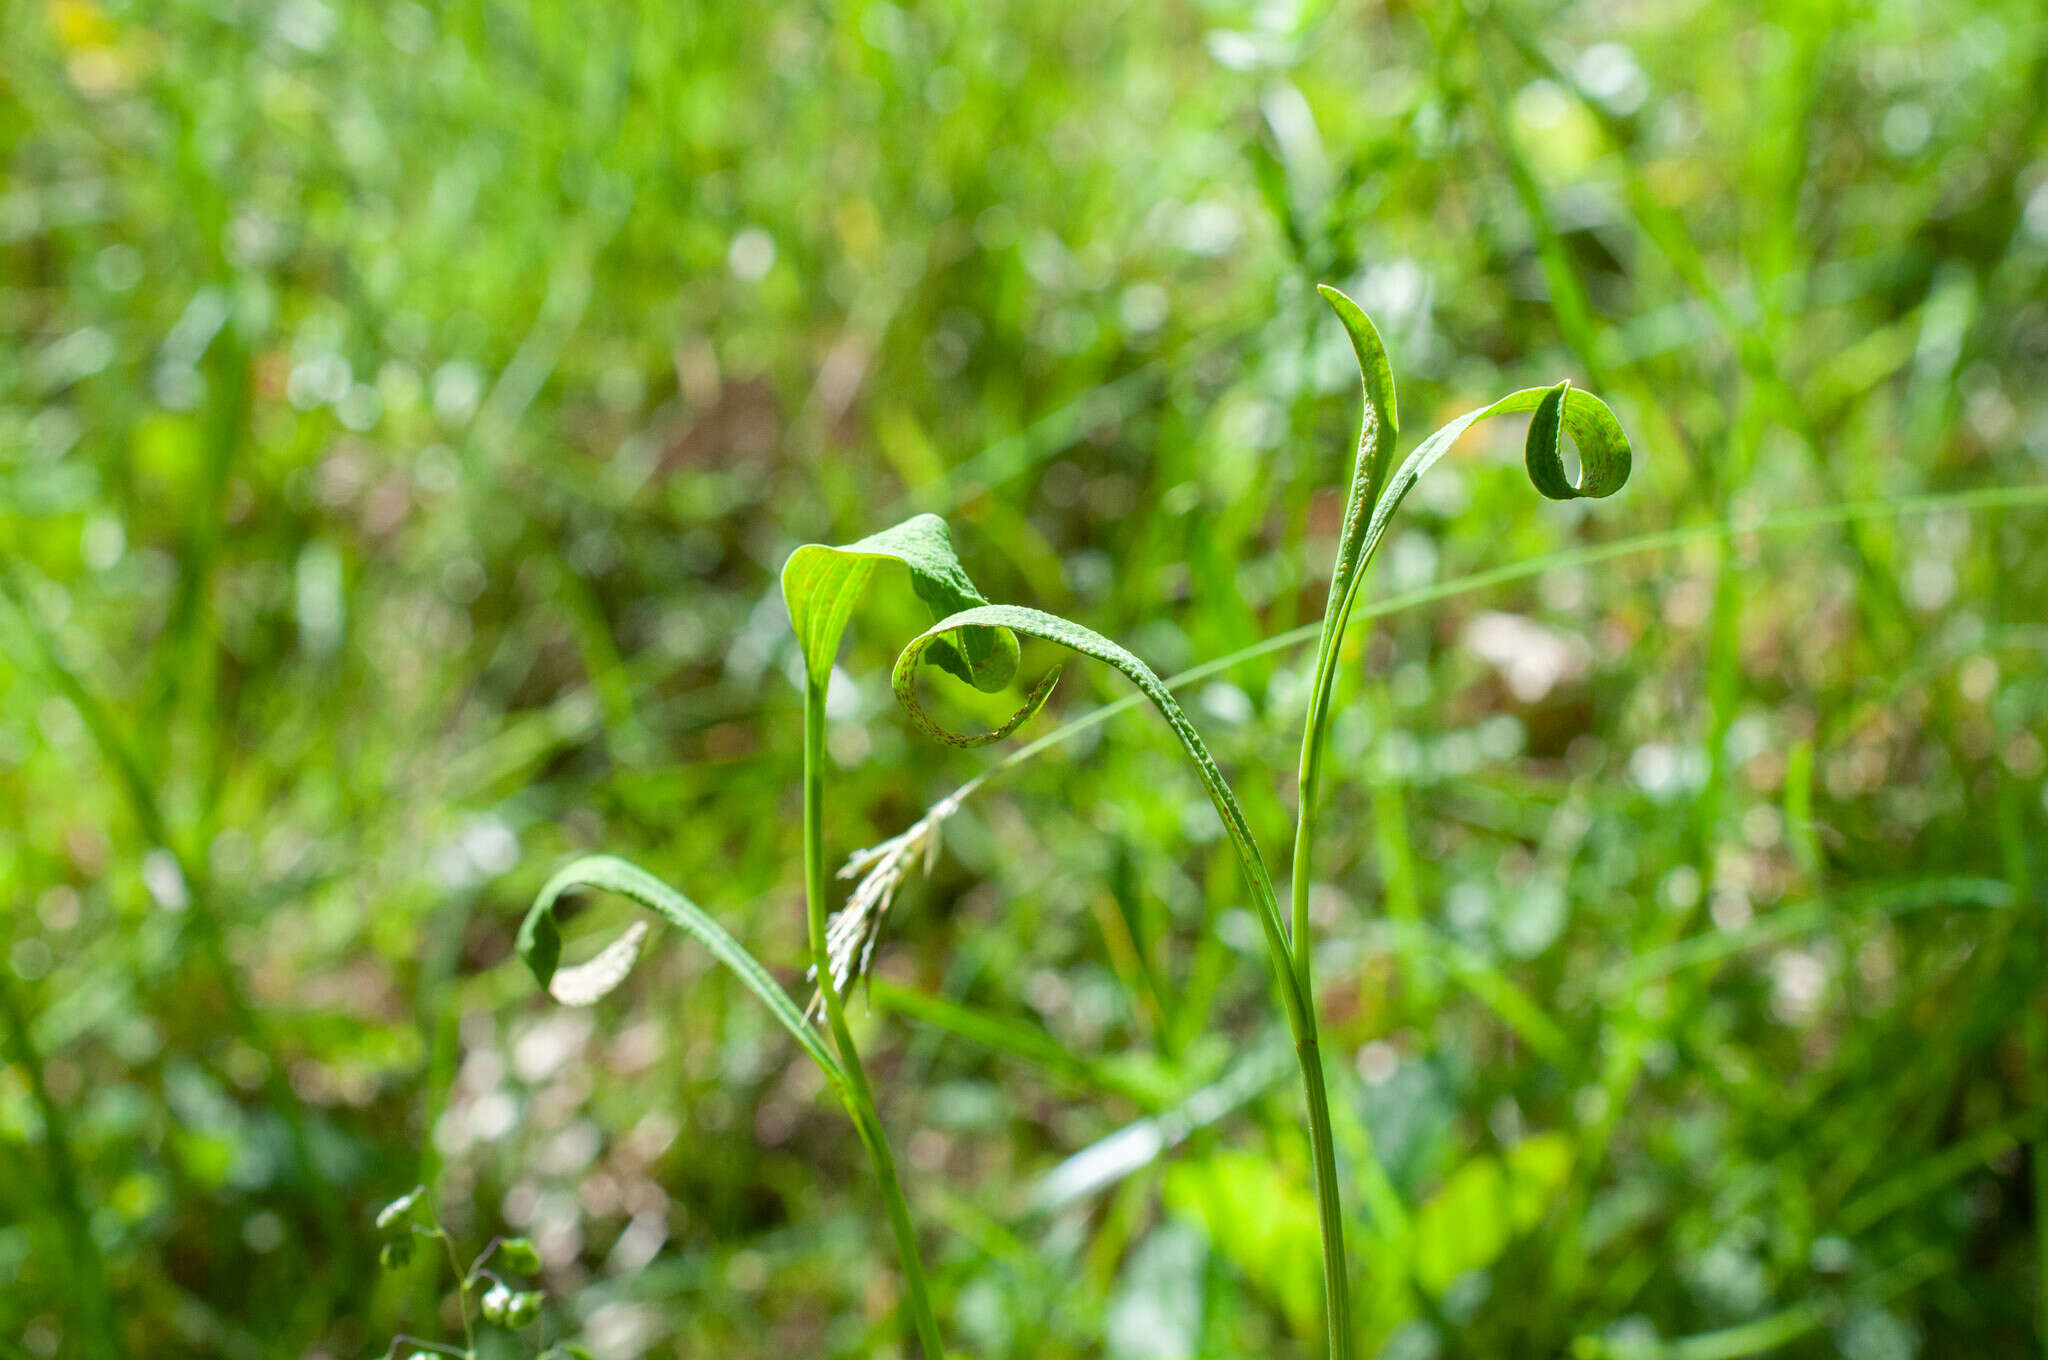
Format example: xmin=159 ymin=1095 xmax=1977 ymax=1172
xmin=887 ymin=290 xmax=1631 ymax=1356
xmin=521 ymin=511 xmax=1036 ymax=1358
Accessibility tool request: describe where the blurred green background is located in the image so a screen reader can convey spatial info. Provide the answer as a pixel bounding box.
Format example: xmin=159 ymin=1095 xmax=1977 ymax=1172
xmin=4 ymin=0 xmax=2048 ymax=1356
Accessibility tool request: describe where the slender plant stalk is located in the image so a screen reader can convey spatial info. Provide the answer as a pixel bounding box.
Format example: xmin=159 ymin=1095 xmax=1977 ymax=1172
xmin=1294 ymin=1031 xmax=1354 ymax=1358
xmin=802 ymin=677 xmax=947 ymax=1360
xmin=1 ymin=970 xmax=128 ymax=1360
xmin=1285 ymin=631 xmax=1358 ymax=1358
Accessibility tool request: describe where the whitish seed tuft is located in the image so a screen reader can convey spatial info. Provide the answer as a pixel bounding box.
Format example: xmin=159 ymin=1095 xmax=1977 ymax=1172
xmin=547 ymin=918 xmax=652 ymax=1006
xmin=806 ymin=792 xmax=962 ymax=1021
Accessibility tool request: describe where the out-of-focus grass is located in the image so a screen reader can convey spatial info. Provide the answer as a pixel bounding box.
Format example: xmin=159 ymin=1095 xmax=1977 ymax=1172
xmin=2 ymin=0 xmax=2046 ymax=1356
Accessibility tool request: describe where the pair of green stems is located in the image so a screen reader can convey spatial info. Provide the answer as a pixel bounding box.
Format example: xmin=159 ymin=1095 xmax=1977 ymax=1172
xmin=799 ymin=666 xmax=1358 ymax=1360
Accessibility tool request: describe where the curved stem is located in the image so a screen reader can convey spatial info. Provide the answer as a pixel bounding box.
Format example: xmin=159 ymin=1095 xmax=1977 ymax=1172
xmin=1177 ymin=738 xmax=1353 ymax=1360
xmin=896 ymin=603 xmax=1354 ymax=1359
xmin=1223 ymin=849 xmax=1354 ymax=1360
xmin=803 ymin=678 xmax=946 ymax=1360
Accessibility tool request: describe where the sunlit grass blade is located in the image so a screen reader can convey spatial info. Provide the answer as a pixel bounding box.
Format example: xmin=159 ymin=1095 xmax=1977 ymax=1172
xmin=1030 ymin=1039 xmax=1297 ymax=1213
xmin=518 ymin=854 xmax=844 ymax=1086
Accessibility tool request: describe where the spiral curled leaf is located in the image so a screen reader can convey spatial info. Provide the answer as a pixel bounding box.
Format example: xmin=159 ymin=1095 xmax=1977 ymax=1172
xmin=518 ymin=855 xmax=844 ymax=1086
xmin=782 ymin=512 xmax=1021 ymax=693
xmin=1313 ymin=285 xmax=1632 ymax=646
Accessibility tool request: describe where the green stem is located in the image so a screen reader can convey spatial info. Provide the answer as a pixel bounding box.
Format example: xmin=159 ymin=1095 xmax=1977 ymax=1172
xmin=428 ymin=1223 xmax=475 ymax=1357
xmin=1197 ymin=774 xmax=1353 ymax=1360
xmin=1294 ymin=1033 xmax=1354 ymax=1360
xmin=803 ymin=678 xmax=946 ymax=1360
xmin=1287 ymin=611 xmax=1358 ymax=1360
xmin=1 ymin=971 xmax=128 ymax=1360
xmin=1291 ymin=672 xmax=1334 ymax=999
xmin=1218 ymin=834 xmax=1354 ymax=1359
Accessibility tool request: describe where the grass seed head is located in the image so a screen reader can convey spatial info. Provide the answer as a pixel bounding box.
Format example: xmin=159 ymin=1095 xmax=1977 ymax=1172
xmin=806 ymin=791 xmax=960 ymax=1021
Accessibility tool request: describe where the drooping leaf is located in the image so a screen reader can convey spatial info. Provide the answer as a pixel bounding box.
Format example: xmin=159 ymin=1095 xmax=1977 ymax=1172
xmin=781 ymin=512 xmax=1021 ymax=692
xmin=518 ymin=855 xmax=843 ymax=1085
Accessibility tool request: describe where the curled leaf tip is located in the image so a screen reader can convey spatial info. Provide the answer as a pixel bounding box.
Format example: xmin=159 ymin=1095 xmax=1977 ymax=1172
xmin=1524 ymin=380 xmax=1630 ymax=501
xmin=1524 ymin=380 xmax=1574 ymax=500
xmin=547 ymin=918 xmax=650 ymax=1005
xmin=893 ymin=623 xmax=1062 ymax=747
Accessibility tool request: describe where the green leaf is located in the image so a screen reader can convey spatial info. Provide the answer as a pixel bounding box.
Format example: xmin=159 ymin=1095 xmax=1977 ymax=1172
xmin=1411 ymin=1133 xmax=1572 ymax=1296
xmin=1165 ymin=1151 xmax=1323 ymax=1331
xmin=891 ymin=604 xmax=1294 ymax=990
xmin=781 ymin=512 xmax=1021 ymax=692
xmin=1312 ymin=284 xmax=1401 ymax=647
xmin=517 ymin=855 xmax=844 ymax=1086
